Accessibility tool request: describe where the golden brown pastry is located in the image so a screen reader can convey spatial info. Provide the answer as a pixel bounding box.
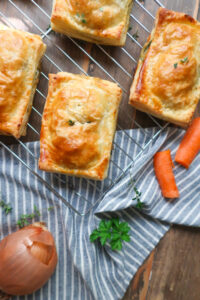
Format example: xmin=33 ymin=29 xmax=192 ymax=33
xmin=129 ymin=8 xmax=200 ymax=127
xmin=0 ymin=24 xmax=46 ymax=138
xmin=39 ymin=72 xmax=122 ymax=180
xmin=51 ymin=0 xmax=132 ymax=46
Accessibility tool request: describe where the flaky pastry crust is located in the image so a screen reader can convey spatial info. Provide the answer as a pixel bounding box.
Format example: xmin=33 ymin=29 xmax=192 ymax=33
xmin=0 ymin=24 xmax=46 ymax=138
xmin=129 ymin=8 xmax=200 ymax=127
xmin=39 ymin=72 xmax=122 ymax=180
xmin=51 ymin=0 xmax=132 ymax=46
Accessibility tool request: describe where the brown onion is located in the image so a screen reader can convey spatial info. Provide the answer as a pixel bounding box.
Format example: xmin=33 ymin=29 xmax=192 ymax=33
xmin=0 ymin=222 xmax=57 ymax=296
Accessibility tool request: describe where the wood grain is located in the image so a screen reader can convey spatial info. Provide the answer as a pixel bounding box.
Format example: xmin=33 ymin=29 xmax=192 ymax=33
xmin=163 ymin=0 xmax=199 ymax=15
xmin=123 ymin=251 xmax=155 ymax=300
xmin=147 ymin=226 xmax=200 ymax=300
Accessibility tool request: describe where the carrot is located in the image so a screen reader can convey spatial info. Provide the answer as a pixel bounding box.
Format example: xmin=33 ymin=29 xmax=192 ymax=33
xmin=175 ymin=117 xmax=200 ymax=168
xmin=154 ymin=150 xmax=179 ymax=199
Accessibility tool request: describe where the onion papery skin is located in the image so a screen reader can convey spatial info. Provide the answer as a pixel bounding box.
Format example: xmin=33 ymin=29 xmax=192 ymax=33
xmin=0 ymin=222 xmax=57 ymax=296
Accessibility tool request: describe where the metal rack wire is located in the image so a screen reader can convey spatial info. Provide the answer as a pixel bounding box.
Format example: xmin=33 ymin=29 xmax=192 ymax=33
xmin=0 ymin=0 xmax=167 ymax=216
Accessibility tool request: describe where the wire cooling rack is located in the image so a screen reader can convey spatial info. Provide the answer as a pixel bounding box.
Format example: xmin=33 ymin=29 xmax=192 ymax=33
xmin=0 ymin=0 xmax=168 ymax=216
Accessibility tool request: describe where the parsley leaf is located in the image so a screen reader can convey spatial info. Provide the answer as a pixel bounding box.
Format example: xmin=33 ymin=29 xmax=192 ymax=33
xmin=90 ymin=218 xmax=131 ymax=251
xmin=110 ymin=239 xmax=122 ymax=251
xmin=121 ymin=233 xmax=131 ymax=242
xmin=99 ymin=231 xmax=111 ymax=245
xmin=99 ymin=219 xmax=112 ymax=231
xmin=90 ymin=229 xmax=101 ymax=242
xmin=128 ymin=26 xmax=132 ymax=31
xmin=111 ymin=232 xmax=121 ymax=241
xmin=112 ymin=217 xmax=120 ymax=229
xmin=0 ymin=200 xmax=12 ymax=215
xmin=118 ymin=222 xmax=130 ymax=233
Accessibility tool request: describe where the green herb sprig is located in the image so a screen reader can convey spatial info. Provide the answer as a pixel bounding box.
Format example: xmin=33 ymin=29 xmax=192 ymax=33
xmin=180 ymin=57 xmax=188 ymax=64
xmin=174 ymin=57 xmax=189 ymax=69
xmin=132 ymin=185 xmax=143 ymax=209
xmin=132 ymin=30 xmax=139 ymax=40
xmin=0 ymin=200 xmax=12 ymax=215
xmin=129 ymin=178 xmax=143 ymax=209
xmin=90 ymin=218 xmax=131 ymax=251
xmin=68 ymin=120 xmax=75 ymax=126
xmin=48 ymin=206 xmax=54 ymax=212
xmin=76 ymin=13 xmax=86 ymax=24
xmin=45 ymin=24 xmax=51 ymax=31
xmin=17 ymin=205 xmax=41 ymax=228
xmin=174 ymin=63 xmax=178 ymax=69
xmin=143 ymin=40 xmax=152 ymax=53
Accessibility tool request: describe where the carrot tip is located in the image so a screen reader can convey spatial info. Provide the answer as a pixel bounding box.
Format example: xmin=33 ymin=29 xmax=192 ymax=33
xmin=162 ymin=190 xmax=180 ymax=199
xmin=174 ymin=158 xmax=189 ymax=169
xmin=175 ymin=117 xmax=200 ymax=168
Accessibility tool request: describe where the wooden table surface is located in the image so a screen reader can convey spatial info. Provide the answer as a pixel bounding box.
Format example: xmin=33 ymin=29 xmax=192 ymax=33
xmin=0 ymin=0 xmax=200 ymax=299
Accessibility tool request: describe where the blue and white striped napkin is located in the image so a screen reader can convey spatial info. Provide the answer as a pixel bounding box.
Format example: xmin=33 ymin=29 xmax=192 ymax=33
xmin=0 ymin=126 xmax=199 ymax=300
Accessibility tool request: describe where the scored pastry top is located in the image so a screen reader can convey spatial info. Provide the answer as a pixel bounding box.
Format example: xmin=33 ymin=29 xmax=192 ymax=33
xmin=39 ymin=72 xmax=122 ymax=180
xmin=51 ymin=0 xmax=132 ymax=46
xmin=0 ymin=24 xmax=46 ymax=138
xmin=129 ymin=8 xmax=200 ymax=127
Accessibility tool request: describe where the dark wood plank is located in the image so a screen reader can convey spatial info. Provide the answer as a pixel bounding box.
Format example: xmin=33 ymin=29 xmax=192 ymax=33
xmin=147 ymin=226 xmax=200 ymax=300
xmin=123 ymin=251 xmax=155 ymax=300
xmin=163 ymin=0 xmax=199 ymax=15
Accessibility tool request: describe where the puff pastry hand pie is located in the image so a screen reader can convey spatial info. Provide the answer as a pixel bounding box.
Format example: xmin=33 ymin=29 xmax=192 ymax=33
xmin=129 ymin=8 xmax=200 ymax=127
xmin=39 ymin=72 xmax=122 ymax=180
xmin=0 ymin=24 xmax=46 ymax=138
xmin=51 ymin=0 xmax=132 ymax=46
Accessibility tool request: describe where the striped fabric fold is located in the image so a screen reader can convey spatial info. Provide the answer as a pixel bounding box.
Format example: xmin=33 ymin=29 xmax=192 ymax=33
xmin=97 ymin=128 xmax=200 ymax=227
xmin=1 ymin=126 xmax=199 ymax=299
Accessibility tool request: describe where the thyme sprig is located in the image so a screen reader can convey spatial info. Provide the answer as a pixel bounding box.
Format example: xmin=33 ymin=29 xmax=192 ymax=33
xmin=129 ymin=178 xmax=143 ymax=209
xmin=0 ymin=200 xmax=12 ymax=215
xmin=17 ymin=205 xmax=41 ymax=228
